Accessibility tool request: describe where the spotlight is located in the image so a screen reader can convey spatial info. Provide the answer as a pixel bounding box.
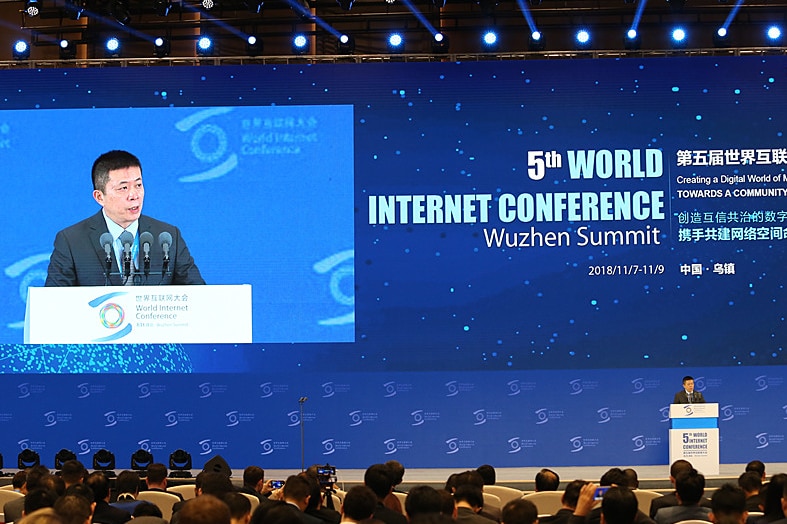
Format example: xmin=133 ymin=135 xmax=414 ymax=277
xmin=246 ymin=34 xmax=263 ymax=56
xmin=12 ymin=40 xmax=30 ymax=60
xmin=713 ymin=27 xmax=729 ymax=47
xmin=624 ymin=28 xmax=641 ymax=49
xmin=387 ymin=33 xmax=404 ymax=53
xmin=431 ymin=32 xmax=449 ymax=53
xmin=670 ymin=27 xmax=687 ymax=48
xmin=575 ymin=29 xmax=591 ymax=50
xmin=482 ymin=30 xmax=499 ymax=50
xmin=196 ymin=35 xmax=214 ymax=56
xmin=337 ymin=33 xmax=355 ymax=54
xmin=109 ymin=0 xmax=131 ymax=25
xmin=24 ymin=0 xmax=40 ymax=17
xmin=105 ymin=36 xmax=121 ymax=57
xmin=131 ymin=449 xmax=154 ymax=471
xmin=292 ymin=34 xmax=309 ymax=55
xmin=336 ymin=0 xmax=353 ymax=9
xmin=243 ymin=0 xmax=263 ymax=12
xmin=93 ymin=449 xmax=116 ymax=473
xmin=154 ymin=0 xmax=172 ymax=16
xmin=201 ymin=0 xmax=215 ymax=9
xmin=153 ymin=36 xmax=170 ymax=57
xmin=64 ymin=0 xmax=85 ymax=18
xmin=766 ymin=25 xmax=782 ymax=44
xmin=18 ymin=449 xmax=40 ymax=468
xmin=528 ymin=30 xmax=545 ymax=51
xmin=54 ymin=448 xmax=77 ymax=470
xmin=169 ymin=449 xmax=193 ymax=478
xmin=432 ymin=0 xmax=446 ymax=7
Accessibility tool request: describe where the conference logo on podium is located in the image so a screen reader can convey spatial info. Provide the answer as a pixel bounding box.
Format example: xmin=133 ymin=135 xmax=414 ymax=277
xmin=89 ymin=291 xmax=132 ymax=342
xmin=4 ymin=252 xmax=50 ymax=333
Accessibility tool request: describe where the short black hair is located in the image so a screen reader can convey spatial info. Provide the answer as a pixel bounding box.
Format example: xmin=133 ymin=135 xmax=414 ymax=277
xmin=146 ymin=463 xmax=168 ymax=484
xmin=244 ymin=465 xmax=265 ymax=487
xmin=92 ymin=150 xmax=142 ymax=192
xmin=601 ymin=487 xmax=638 ymax=524
xmin=675 ymin=468 xmax=705 ymax=506
xmin=85 ymin=471 xmax=111 ymax=501
xmin=535 ymin=469 xmax=560 ymax=491
xmin=600 ymin=468 xmax=628 ymax=488
xmin=24 ymin=488 xmax=58 ymax=514
xmin=738 ymin=471 xmax=762 ymax=493
xmin=364 ymin=464 xmax=395 ymax=499
xmin=682 ymin=376 xmax=695 ymax=384
xmin=343 ymin=485 xmax=379 ymax=521
xmin=562 ymin=480 xmax=589 ymax=509
xmin=453 ymin=484 xmax=483 ymax=509
xmin=405 ymin=485 xmax=443 ymax=519
xmin=711 ymin=484 xmax=746 ymax=517
xmin=745 ymin=461 xmax=765 ymax=478
xmin=224 ymin=492 xmax=252 ymax=520
xmin=502 ymin=499 xmax=538 ymax=524
xmin=477 ymin=465 xmax=496 ymax=486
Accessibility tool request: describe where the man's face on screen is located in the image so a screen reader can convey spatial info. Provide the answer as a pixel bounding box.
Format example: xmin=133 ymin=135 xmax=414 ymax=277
xmin=94 ymin=166 xmax=145 ymax=229
xmin=683 ymin=379 xmax=695 ymax=393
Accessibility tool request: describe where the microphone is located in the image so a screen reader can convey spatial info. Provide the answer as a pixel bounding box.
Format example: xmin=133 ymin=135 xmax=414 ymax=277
xmin=119 ymin=231 xmax=134 ymax=279
xmin=159 ymin=231 xmax=173 ymax=275
xmin=140 ymin=231 xmax=154 ymax=276
xmin=99 ymin=232 xmax=113 ymax=282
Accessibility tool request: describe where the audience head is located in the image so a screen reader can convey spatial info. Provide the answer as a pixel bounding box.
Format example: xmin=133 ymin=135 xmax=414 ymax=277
xmin=342 ymin=485 xmax=379 ymax=522
xmin=115 ymin=470 xmax=141 ymax=497
xmin=745 ymin=461 xmax=766 ymax=480
xmin=675 ymin=468 xmax=705 ymax=506
xmin=623 ymin=469 xmax=639 ymax=490
xmin=298 ymin=472 xmax=322 ymax=511
xmin=40 ymin=474 xmax=65 ymax=497
xmin=26 ymin=466 xmax=53 ymax=492
xmin=562 ymin=480 xmax=590 ymax=510
xmin=709 ymin=483 xmax=747 ymax=524
xmin=53 ymin=494 xmax=92 ymax=524
xmin=599 ymin=468 xmax=629 ymax=488
xmin=452 ymin=470 xmax=485 ymax=491
xmin=364 ymin=463 xmax=396 ymax=500
xmin=18 ymin=508 xmax=65 ymax=524
xmin=179 ymin=494 xmax=231 ymax=524
xmin=244 ymin=465 xmax=265 ymax=489
xmin=444 ymin=473 xmax=459 ymax=493
xmin=224 ymin=492 xmax=253 ymax=524
xmin=283 ymin=474 xmax=312 ymax=510
xmin=59 ymin=461 xmax=86 ymax=487
xmin=410 ymin=513 xmax=456 ymax=524
xmin=84 ymin=471 xmax=110 ymax=502
xmin=63 ymin=484 xmax=94 ymax=504
xmin=454 ymin=484 xmax=484 ymax=510
xmin=386 ymin=460 xmax=406 ymax=487
xmin=502 ymin=499 xmax=538 ymax=524
xmin=760 ymin=473 xmax=787 ymax=519
xmin=535 ymin=469 xmax=560 ymax=491
xmin=133 ymin=502 xmax=164 ymax=518
xmin=737 ymin=471 xmax=762 ymax=496
xmin=477 ymin=465 xmax=496 ymax=486
xmin=600 ymin=487 xmax=638 ymax=524
xmin=24 ymin=489 xmax=59 ymax=515
xmin=201 ymin=471 xmax=235 ymax=498
xmin=438 ymin=488 xmax=457 ymax=517
xmin=250 ymin=503 xmax=302 ymax=524
xmin=13 ymin=470 xmax=28 ymax=490
xmin=405 ymin=485 xmax=443 ymax=519
xmin=145 ymin=463 xmax=169 ymax=486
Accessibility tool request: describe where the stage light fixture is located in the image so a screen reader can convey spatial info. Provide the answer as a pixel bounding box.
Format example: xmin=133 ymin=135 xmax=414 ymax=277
xmin=528 ymin=30 xmax=545 ymax=51
xmin=109 ymin=0 xmax=131 ymax=25
xmin=64 ymin=0 xmax=85 ymax=19
xmin=670 ymin=27 xmax=687 ymax=48
xmin=54 ymin=448 xmax=77 ymax=470
xmin=387 ymin=33 xmax=404 ymax=53
xmin=575 ymin=29 xmax=591 ymax=50
xmin=154 ymin=0 xmax=172 ymax=16
xmin=431 ymin=32 xmax=449 ymax=53
xmin=196 ymin=35 xmax=214 ymax=56
xmin=624 ymin=28 xmax=641 ymax=49
xmin=244 ymin=0 xmax=263 ymax=12
xmin=337 ymin=33 xmax=355 ymax=54
xmin=18 ymin=449 xmax=40 ymax=468
xmin=336 ymin=0 xmax=353 ymax=9
xmin=169 ymin=449 xmax=193 ymax=478
xmin=105 ymin=36 xmax=121 ymax=57
xmin=153 ymin=36 xmax=170 ymax=57
xmin=713 ymin=27 xmax=729 ymax=47
xmin=24 ymin=0 xmax=40 ymax=17
xmin=13 ymin=40 xmax=31 ymax=60
xmin=766 ymin=25 xmax=782 ymax=44
xmin=432 ymin=0 xmax=446 ymax=7
xmin=202 ymin=0 xmax=215 ymax=9
xmin=246 ymin=34 xmax=263 ymax=55
xmin=292 ymin=34 xmax=309 ymax=55
xmin=131 ymin=449 xmax=154 ymax=471
xmin=93 ymin=449 xmax=116 ymax=473
xmin=482 ymin=30 xmax=498 ymax=50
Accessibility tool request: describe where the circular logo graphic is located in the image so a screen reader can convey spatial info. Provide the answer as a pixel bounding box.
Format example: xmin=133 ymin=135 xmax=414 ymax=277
xmin=99 ymin=303 xmax=125 ymax=329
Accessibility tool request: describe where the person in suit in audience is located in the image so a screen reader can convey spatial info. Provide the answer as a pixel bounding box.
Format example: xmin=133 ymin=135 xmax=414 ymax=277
xmin=502 ymin=499 xmax=538 ymax=524
xmin=451 ymin=470 xmax=501 ymax=522
xmin=709 ymin=484 xmax=748 ymax=524
xmin=365 ymin=464 xmax=408 ymax=524
xmin=22 ymin=488 xmax=59 ymax=518
xmin=301 ymin=472 xmax=340 ymax=524
xmin=111 ymin=471 xmax=149 ymax=514
xmin=59 ymin=461 xmax=87 ymax=490
xmin=171 ymin=471 xmax=236 ymax=524
xmin=439 ymin=489 xmax=458 ymax=518
xmin=750 ymin=474 xmax=787 ymax=524
xmin=179 ymin=494 xmax=231 ymax=524
xmin=654 ymin=468 xmax=711 ymax=524
xmin=241 ymin=466 xmax=274 ymax=504
xmin=85 ymin=471 xmax=132 ymax=524
xmin=623 ymin=470 xmax=639 ymax=490
xmin=541 ymin=480 xmax=589 ymax=524
xmin=145 ymin=463 xmax=185 ymax=500
xmin=12 ymin=470 xmax=28 ymax=492
xmin=405 ymin=485 xmax=444 ymax=520
xmin=570 ymin=484 xmax=639 ymax=524
xmin=340 ymin=485 xmax=378 ymax=524
xmin=536 ymin=470 xmax=561 ymax=492
xmin=5 ymin=466 xmax=52 ymax=524
xmin=745 ymin=462 xmax=767 ymax=482
xmin=478 ymin=466 xmax=497 ymax=487
xmin=455 ymin=484 xmax=496 ymax=524
xmin=650 ymin=461 xmax=712 ymax=518
xmin=384 ymin=460 xmax=407 ymax=514
xmin=673 ymin=376 xmax=706 ymax=404
xmin=577 ymin=469 xmax=655 ymax=524
xmin=53 ymin=493 xmax=93 ymax=524
xmin=738 ymin=472 xmax=764 ymax=513
xmin=224 ymin=492 xmax=253 ymax=524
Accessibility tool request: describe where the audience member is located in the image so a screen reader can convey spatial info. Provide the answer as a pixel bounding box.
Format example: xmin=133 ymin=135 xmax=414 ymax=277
xmin=384 ymin=461 xmax=407 ymax=514
xmin=452 ymin=470 xmax=500 ymax=522
xmin=145 ymin=463 xmax=185 ymax=500
xmin=341 ymin=485 xmax=378 ymax=524
xmin=53 ymin=494 xmax=92 ymax=524
xmin=301 ymin=471 xmax=341 ymax=524
xmin=179 ymin=494 xmax=232 ymax=524
xmin=751 ymin=473 xmax=787 ymax=524
xmin=654 ymin=468 xmax=711 ymax=524
xmin=18 ymin=507 xmax=65 ymax=524
xmin=574 ymin=472 xmax=654 ymax=524
xmin=438 ymin=489 xmax=458 ymax=518
xmin=5 ymin=465 xmax=52 ymax=524
xmin=242 ymin=466 xmax=273 ymax=503
xmin=59 ymin=461 xmax=87 ymax=489
xmin=365 ymin=464 xmax=408 ymax=524
xmin=23 ymin=489 xmax=59 ymax=517
xmin=738 ymin=472 xmax=764 ymax=512
xmin=405 ymin=485 xmax=444 ymax=520
xmin=133 ymin=502 xmax=165 ymax=518
xmin=745 ymin=462 xmax=767 ymax=482
xmin=251 ymin=503 xmax=304 ymax=524
xmin=455 ymin=484 xmax=494 ymax=524
xmin=111 ymin=470 xmax=148 ymax=514
xmin=501 ymin=499 xmax=538 ymax=524
xmin=540 ymin=480 xmax=589 ymax=524
xmin=650 ymin=461 xmax=711 ymax=518
xmin=225 ymin=491 xmax=253 ymax=524
xmin=13 ymin=470 xmax=28 ymax=491
xmin=478 ymin=466 xmax=497 ymax=487
xmin=86 ymin=470 xmax=132 ymax=524
xmin=709 ymin=484 xmax=748 ymax=524
xmin=536 ymin=470 xmax=561 ymax=492
xmin=601 ymin=488 xmax=639 ymax=524
xmin=623 ymin=470 xmax=639 ymax=490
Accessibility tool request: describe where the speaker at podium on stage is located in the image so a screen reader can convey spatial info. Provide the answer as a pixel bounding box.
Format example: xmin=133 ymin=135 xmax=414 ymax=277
xmin=668 ymin=375 xmax=719 ymax=476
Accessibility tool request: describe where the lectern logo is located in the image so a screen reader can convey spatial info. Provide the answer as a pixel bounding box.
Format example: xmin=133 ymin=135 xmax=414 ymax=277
xmin=89 ymin=292 xmax=131 ymax=342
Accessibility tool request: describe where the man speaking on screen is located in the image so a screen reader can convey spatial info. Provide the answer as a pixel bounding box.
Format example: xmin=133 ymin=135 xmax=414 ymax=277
xmin=673 ymin=376 xmax=706 ymax=404
xmin=45 ymin=150 xmax=205 ymax=287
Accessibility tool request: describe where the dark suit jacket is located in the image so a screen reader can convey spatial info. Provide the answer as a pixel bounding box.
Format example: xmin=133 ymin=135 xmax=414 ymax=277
xmin=92 ymin=499 xmax=133 ymax=524
xmin=673 ymin=390 xmax=706 ymax=404
xmin=373 ymin=501 xmax=409 ymax=524
xmin=650 ymin=494 xmax=712 ymax=518
xmin=45 ymin=210 xmax=204 ymax=286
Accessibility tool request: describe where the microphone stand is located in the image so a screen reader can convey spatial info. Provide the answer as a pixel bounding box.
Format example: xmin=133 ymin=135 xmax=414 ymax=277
xmin=299 ymin=396 xmax=308 ymax=472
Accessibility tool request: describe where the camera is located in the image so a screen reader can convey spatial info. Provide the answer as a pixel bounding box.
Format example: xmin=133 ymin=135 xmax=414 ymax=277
xmin=270 ymin=480 xmax=285 ymax=489
xmin=316 ymin=464 xmax=337 ymax=488
xmin=593 ymin=486 xmax=610 ymax=500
